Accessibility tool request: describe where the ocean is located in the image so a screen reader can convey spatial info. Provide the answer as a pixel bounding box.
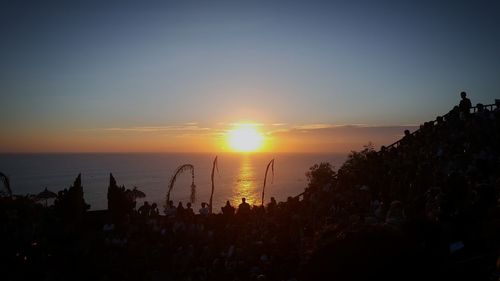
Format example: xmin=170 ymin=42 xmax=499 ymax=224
xmin=0 ymin=153 xmax=347 ymax=211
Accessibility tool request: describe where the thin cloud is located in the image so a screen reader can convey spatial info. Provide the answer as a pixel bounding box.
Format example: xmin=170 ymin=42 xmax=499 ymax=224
xmin=289 ymin=123 xmax=417 ymax=131
xmin=228 ymin=122 xmax=264 ymax=127
xmin=90 ymin=125 xmax=211 ymax=132
xmin=292 ymin=124 xmax=342 ymax=130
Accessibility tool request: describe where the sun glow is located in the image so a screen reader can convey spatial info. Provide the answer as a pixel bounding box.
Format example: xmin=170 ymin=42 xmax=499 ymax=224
xmin=227 ymin=125 xmax=264 ymax=152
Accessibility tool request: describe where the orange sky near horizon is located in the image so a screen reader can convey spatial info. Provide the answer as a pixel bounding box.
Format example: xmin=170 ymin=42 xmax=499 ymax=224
xmin=0 ymin=122 xmax=417 ymax=153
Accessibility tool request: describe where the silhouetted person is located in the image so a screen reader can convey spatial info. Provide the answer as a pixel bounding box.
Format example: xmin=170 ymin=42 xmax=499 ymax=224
xmin=476 ymin=103 xmax=484 ymax=112
xmin=237 ymin=197 xmax=251 ymax=216
xmin=475 ymin=103 xmax=491 ymax=124
xmin=436 ymin=115 xmax=443 ymax=125
xmin=165 ymin=200 xmax=176 ymax=218
xmin=475 ymin=103 xmax=489 ymax=119
xmin=459 ymin=91 xmax=471 ymax=119
xmin=267 ymin=197 xmax=277 ymax=214
xmin=221 ymin=200 xmax=235 ymax=216
xmin=177 ymin=202 xmax=185 ymax=216
xmin=199 ymin=202 xmax=209 ymax=216
xmin=185 ymin=202 xmax=194 ymax=217
xmin=138 ymin=201 xmax=151 ymax=217
xmin=401 ymin=129 xmax=413 ymax=146
xmin=150 ymin=203 xmax=159 ymax=217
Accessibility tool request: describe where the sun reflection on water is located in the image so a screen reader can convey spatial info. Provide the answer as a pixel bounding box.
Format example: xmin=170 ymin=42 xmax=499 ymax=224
xmin=231 ymin=155 xmax=259 ymax=207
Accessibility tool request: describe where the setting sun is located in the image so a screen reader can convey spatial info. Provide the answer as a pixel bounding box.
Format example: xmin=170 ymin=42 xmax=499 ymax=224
xmin=227 ymin=125 xmax=264 ymax=152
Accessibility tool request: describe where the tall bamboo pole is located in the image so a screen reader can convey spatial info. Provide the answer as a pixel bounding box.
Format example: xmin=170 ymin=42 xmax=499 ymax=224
xmin=209 ymin=156 xmax=219 ymax=214
xmin=261 ymin=159 xmax=275 ymax=206
xmin=166 ymin=164 xmax=195 ymax=205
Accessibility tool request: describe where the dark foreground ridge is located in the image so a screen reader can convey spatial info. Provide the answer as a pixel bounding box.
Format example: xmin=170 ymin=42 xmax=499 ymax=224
xmin=1 ymin=98 xmax=499 ymax=281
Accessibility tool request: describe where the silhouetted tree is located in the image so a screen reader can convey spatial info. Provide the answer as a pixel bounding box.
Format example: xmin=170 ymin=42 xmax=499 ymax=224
xmin=336 ymin=143 xmax=377 ymax=191
xmin=306 ymin=162 xmax=336 ymax=193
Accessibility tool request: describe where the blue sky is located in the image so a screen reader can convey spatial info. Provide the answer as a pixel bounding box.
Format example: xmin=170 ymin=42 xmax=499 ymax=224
xmin=1 ymin=0 xmax=499 ymax=152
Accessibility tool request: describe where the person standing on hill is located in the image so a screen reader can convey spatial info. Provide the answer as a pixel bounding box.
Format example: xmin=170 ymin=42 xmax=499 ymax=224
xmin=459 ymin=91 xmax=472 ymax=119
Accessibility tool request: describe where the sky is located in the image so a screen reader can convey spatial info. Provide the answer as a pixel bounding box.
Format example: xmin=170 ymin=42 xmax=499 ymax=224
xmin=0 ymin=0 xmax=499 ymax=153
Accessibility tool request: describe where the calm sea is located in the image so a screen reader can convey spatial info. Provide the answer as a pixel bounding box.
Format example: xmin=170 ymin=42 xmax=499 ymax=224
xmin=0 ymin=153 xmax=347 ymax=211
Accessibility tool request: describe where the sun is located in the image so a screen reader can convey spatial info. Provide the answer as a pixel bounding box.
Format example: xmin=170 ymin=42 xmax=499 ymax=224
xmin=227 ymin=125 xmax=264 ymax=152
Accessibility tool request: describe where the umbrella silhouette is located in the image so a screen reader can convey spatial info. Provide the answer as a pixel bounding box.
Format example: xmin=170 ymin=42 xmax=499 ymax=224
xmin=35 ymin=187 xmax=57 ymax=206
xmin=131 ymin=186 xmax=146 ymax=199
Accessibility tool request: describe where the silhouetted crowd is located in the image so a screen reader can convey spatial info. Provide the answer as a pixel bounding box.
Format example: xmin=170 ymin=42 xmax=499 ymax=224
xmin=0 ymin=94 xmax=499 ymax=281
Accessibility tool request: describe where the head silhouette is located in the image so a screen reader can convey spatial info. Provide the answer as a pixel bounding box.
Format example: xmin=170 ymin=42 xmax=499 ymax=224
xmin=242 ymin=198 xmax=246 ymax=203
xmin=460 ymin=91 xmax=467 ymax=99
